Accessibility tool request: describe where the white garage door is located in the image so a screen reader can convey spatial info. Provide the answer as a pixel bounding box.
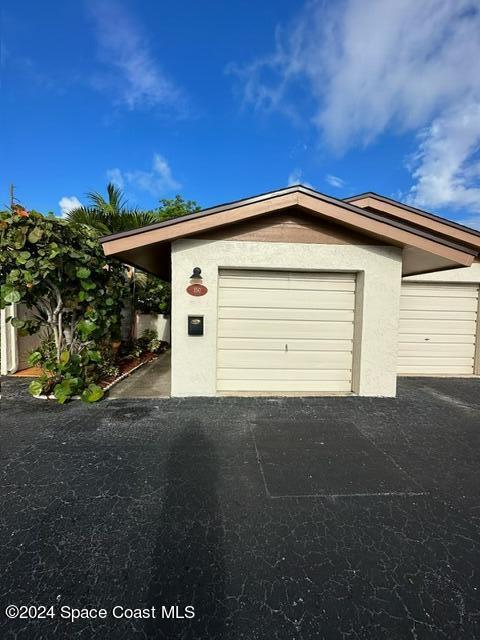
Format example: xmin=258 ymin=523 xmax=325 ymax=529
xmin=398 ymin=282 xmax=479 ymax=375
xmin=217 ymin=269 xmax=356 ymax=394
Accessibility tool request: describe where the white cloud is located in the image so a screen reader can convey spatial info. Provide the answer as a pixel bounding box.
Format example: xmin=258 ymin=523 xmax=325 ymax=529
xmin=106 ymin=168 xmax=125 ymax=190
xmin=325 ymin=174 xmax=345 ymax=189
xmin=107 ymin=153 xmax=180 ymax=197
xmin=88 ymin=0 xmax=184 ymax=112
xmin=59 ymin=196 xmax=82 ymax=217
xmin=406 ymin=103 xmax=480 ymax=213
xmin=233 ymin=0 xmax=480 ymax=213
xmin=287 ymin=168 xmax=313 ymax=189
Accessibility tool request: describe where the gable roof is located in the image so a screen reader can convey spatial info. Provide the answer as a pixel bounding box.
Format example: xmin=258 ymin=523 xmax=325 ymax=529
xmin=101 ymin=185 xmax=478 ymax=279
xmin=344 ymin=192 xmax=480 ymax=250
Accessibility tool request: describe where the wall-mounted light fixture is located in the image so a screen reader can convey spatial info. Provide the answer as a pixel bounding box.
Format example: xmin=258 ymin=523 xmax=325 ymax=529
xmin=190 ymin=267 xmax=202 ymax=280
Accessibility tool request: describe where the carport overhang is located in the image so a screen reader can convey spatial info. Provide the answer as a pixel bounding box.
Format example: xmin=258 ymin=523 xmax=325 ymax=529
xmin=100 ymin=186 xmax=478 ymax=279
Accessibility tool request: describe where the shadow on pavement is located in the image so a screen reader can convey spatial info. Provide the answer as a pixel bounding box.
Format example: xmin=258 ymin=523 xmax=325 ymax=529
xmin=145 ymin=423 xmax=226 ymax=639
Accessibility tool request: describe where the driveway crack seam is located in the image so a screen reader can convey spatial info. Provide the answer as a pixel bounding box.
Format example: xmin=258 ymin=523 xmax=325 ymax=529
xmin=351 ymin=423 xmax=427 ymax=494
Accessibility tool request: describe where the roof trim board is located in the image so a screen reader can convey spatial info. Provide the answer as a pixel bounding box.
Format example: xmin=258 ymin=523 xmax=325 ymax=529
xmin=100 ymin=186 xmax=478 ymax=278
xmin=345 ymin=192 xmax=480 ymax=249
xmin=101 ymin=186 xmax=476 ymax=256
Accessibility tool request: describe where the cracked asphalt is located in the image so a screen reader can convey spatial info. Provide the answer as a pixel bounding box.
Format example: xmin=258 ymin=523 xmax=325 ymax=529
xmin=1 ymin=377 xmax=479 ymax=639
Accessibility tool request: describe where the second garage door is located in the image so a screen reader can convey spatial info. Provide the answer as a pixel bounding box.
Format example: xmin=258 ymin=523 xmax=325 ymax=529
xmin=217 ymin=269 xmax=356 ymax=394
xmin=398 ymin=282 xmax=479 ymax=375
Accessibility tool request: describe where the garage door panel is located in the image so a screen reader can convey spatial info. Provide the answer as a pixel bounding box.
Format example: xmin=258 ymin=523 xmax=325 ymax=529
xmin=400 ymin=309 xmax=477 ymax=321
xmin=398 ymin=282 xmax=478 ymax=375
xmin=399 ymin=343 xmax=475 ymax=357
xmin=217 ymin=269 xmax=356 ymax=394
xmin=218 ymin=338 xmax=353 ymax=351
xmin=399 ymin=319 xmax=476 ymax=335
xmin=217 ymin=368 xmax=351 ymax=381
xmin=219 ymin=276 xmax=356 ymax=292
xmin=398 ymin=356 xmax=473 ymax=371
xmin=398 ymin=364 xmax=473 ymax=375
xmin=400 ymin=284 xmax=478 ymax=297
xmin=218 ymin=307 xmax=355 ymax=321
xmin=397 ymin=356 xmax=473 ymax=367
xmin=218 ymin=318 xmax=354 ymax=339
xmin=219 ymin=288 xmax=354 ymax=310
xmin=219 ymin=269 xmax=355 ymax=282
xmin=218 ymin=349 xmax=352 ymax=369
xmin=401 ymin=296 xmax=477 ymax=312
xmin=398 ymin=333 xmax=475 ymax=344
xmin=217 ymin=379 xmax=353 ymax=392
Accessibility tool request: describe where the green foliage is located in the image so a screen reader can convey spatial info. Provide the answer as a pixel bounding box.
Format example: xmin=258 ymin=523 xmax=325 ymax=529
xmin=137 ymin=329 xmax=160 ymax=353
xmin=67 ymin=187 xmax=199 ymax=319
xmin=128 ymin=342 xmax=144 ymax=358
xmin=97 ymin=344 xmax=120 ymax=379
xmin=127 ymin=329 xmax=167 ymax=358
xmin=26 ymin=340 xmax=108 ymax=402
xmin=81 ymin=384 xmax=104 ymax=403
xmin=148 ymin=195 xmax=201 ymax=222
xmin=0 ymin=207 xmax=129 ymax=403
xmin=28 ymin=380 xmax=43 ymax=397
xmin=135 ymin=274 xmax=171 ymax=314
xmin=54 ymin=378 xmax=80 ymax=404
xmin=2 ymin=189 xmax=195 ymax=403
xmin=67 ymin=186 xmax=201 ymax=235
xmin=66 ymin=182 xmax=162 ymax=234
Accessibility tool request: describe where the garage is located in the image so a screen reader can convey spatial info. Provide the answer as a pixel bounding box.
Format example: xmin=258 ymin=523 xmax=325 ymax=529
xmin=217 ymin=269 xmax=356 ymax=394
xmin=100 ymin=186 xmax=479 ymax=397
xmin=398 ymin=282 xmax=479 ymax=375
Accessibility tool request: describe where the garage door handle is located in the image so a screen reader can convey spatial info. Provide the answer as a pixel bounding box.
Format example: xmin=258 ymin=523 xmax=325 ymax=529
xmin=285 ymin=343 xmax=288 ymax=352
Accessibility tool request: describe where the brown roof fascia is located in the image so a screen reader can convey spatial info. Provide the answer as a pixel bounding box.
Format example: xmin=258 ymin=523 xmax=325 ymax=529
xmin=101 ymin=186 xmax=477 ymax=266
xmin=345 ymin=192 xmax=480 ymax=247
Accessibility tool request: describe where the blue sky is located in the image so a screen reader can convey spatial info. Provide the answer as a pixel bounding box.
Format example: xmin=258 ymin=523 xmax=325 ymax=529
xmin=2 ymin=0 xmax=479 ymax=228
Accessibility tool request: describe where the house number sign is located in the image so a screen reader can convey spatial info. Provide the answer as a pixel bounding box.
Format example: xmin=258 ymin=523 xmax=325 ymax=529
xmin=186 ymin=283 xmax=208 ymax=297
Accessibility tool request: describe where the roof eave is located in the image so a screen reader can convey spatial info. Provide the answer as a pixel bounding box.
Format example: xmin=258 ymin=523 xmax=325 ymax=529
xmin=101 ymin=186 xmax=477 ymax=278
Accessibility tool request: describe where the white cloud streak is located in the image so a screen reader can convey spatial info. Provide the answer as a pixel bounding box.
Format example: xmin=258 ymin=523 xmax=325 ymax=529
xmin=106 ymin=168 xmax=125 ymax=190
xmin=406 ymin=103 xmax=480 ymax=213
xmin=108 ymin=153 xmax=180 ymax=197
xmin=88 ymin=0 xmax=184 ymax=112
xmin=233 ymin=0 xmax=480 ymax=213
xmin=59 ymin=196 xmax=82 ymax=217
xmin=287 ymin=168 xmax=313 ymax=188
xmin=325 ymin=174 xmax=345 ymax=189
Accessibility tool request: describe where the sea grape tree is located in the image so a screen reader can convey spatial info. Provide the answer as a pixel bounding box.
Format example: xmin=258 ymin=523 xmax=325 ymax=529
xmin=0 ymin=205 xmax=128 ymax=400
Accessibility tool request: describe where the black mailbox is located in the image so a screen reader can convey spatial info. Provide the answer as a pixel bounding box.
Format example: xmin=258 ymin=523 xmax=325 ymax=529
xmin=188 ymin=315 xmax=204 ymax=336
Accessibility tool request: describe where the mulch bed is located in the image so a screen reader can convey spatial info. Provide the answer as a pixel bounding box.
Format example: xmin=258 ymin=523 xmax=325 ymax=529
xmin=99 ymin=352 xmax=157 ymax=388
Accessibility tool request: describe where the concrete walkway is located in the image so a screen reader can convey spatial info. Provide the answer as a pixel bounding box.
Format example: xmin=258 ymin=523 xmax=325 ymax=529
xmin=107 ymin=350 xmax=171 ymax=398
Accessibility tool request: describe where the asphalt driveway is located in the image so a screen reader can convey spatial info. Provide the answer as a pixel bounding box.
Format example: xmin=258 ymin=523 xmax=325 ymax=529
xmin=1 ymin=377 xmax=479 ymax=639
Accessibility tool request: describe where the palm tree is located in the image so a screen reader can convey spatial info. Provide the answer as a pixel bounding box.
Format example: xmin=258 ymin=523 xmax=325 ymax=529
xmin=66 ymin=183 xmax=160 ymax=340
xmin=67 ymin=185 xmax=198 ymax=340
xmin=66 ymin=183 xmax=160 ymax=235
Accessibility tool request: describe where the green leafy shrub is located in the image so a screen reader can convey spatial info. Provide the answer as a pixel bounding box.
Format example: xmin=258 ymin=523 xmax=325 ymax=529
xmin=97 ymin=344 xmax=120 ymax=379
xmin=123 ymin=329 xmax=168 ymax=359
xmin=138 ymin=329 xmax=165 ymax=353
xmin=0 ymin=207 xmax=129 ymax=402
xmin=27 ymin=342 xmax=104 ymax=403
xmin=135 ymin=274 xmax=171 ymax=315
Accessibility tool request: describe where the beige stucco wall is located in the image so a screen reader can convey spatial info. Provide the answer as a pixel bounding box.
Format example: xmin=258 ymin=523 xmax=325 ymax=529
xmin=171 ymin=239 xmax=403 ymax=397
xmin=403 ymin=261 xmax=480 ymax=283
